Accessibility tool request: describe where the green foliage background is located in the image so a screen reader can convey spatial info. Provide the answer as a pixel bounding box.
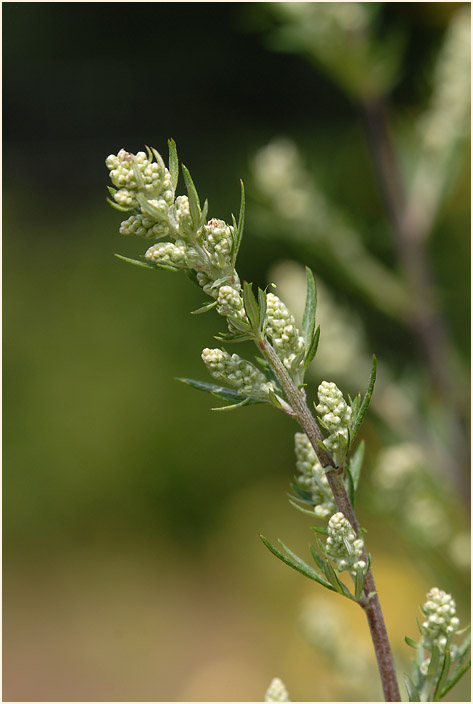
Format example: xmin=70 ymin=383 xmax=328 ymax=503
xmin=3 ymin=3 xmax=469 ymax=701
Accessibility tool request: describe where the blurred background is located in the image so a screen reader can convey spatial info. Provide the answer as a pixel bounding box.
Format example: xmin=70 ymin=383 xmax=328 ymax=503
xmin=3 ymin=2 xmax=470 ymax=701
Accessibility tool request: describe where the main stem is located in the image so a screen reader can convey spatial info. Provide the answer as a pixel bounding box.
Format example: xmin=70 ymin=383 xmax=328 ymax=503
xmin=258 ymin=338 xmax=401 ymax=702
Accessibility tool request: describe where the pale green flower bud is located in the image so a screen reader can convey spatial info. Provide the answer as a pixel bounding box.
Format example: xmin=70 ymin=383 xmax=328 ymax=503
xmin=217 ymin=285 xmax=246 ymax=320
xmin=145 ymin=240 xmax=194 ymax=269
xmin=294 ymin=433 xmax=335 ymax=517
xmin=325 ymin=512 xmax=366 ymax=575
xmin=202 ymin=218 xmax=234 ymax=268
xmin=420 ymin=588 xmax=460 ymax=652
xmin=106 ymin=148 xmax=174 ymax=210
xmin=266 ymin=293 xmax=305 ymax=370
xmin=172 ymin=195 xmax=195 ymax=239
xmin=201 ymin=347 xmax=274 ymax=398
xmin=265 ymin=678 xmax=290 ymax=703
xmin=119 ymin=213 xmax=170 ymax=239
xmin=316 ymin=381 xmax=352 ymax=453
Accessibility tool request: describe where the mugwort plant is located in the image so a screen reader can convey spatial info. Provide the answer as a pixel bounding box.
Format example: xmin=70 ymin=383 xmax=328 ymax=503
xmin=105 ymin=142 xmax=469 ymax=702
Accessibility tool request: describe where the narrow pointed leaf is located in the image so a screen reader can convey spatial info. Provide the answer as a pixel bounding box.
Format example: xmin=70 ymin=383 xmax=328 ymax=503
xmin=323 ymin=561 xmax=344 ymax=593
xmin=351 ymin=355 xmax=377 ymax=441
xmin=405 ymin=636 xmax=419 ymax=649
xmin=354 ymin=568 xmax=365 ymax=601
xmin=288 ymin=499 xmax=317 ymax=517
xmin=258 ymin=288 xmax=267 ymax=333
xmin=182 ymin=164 xmax=201 ymax=228
xmin=167 ymin=138 xmax=179 ymax=191
xmin=242 ymin=281 xmax=260 ymax=330
xmin=191 ymin=300 xmax=218 ymax=315
xmin=106 ymin=197 xmax=134 ymax=213
xmin=114 ymin=253 xmax=160 ymax=270
xmin=304 ymin=325 xmax=320 ymax=370
xmin=428 ymin=645 xmax=441 ymax=678
xmin=176 ymin=378 xmax=262 ymax=405
xmin=344 ymin=464 xmax=356 ymax=506
xmin=348 ymin=441 xmax=365 ymax=491
xmin=311 ymin=524 xmax=329 ymax=535
xmin=302 ymin=267 xmax=317 ymax=349
xmin=404 ymin=674 xmax=421 ymax=702
xmin=212 ymin=397 xmax=252 ymax=411
xmin=433 ymin=649 xmax=451 ymax=700
xmin=226 ymin=315 xmax=253 ymax=334
xmin=231 ymin=180 xmax=245 ymax=268
xmin=440 ymin=660 xmax=470 ymax=699
xmin=309 ymin=544 xmax=326 ymax=572
xmin=259 ymin=536 xmax=336 ymax=591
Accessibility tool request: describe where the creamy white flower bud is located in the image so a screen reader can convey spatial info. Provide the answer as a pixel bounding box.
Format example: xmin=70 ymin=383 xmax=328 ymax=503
xmin=325 ymin=512 xmax=366 ymax=575
xmin=265 ymin=677 xmax=290 ymax=703
xmin=202 ymin=218 xmax=234 ymax=268
xmin=316 ymin=381 xmax=352 ymax=454
xmin=217 ymin=284 xmax=246 ymax=320
xmin=420 ymin=587 xmax=460 ymax=653
xmin=119 ymin=213 xmax=170 ymax=239
xmin=106 ymin=147 xmax=174 ymax=210
xmin=145 ymin=240 xmax=193 ymax=269
xmin=294 ymin=432 xmax=336 ymax=517
xmin=266 ymin=293 xmax=304 ymax=370
xmin=201 ymin=348 xmax=274 ymax=398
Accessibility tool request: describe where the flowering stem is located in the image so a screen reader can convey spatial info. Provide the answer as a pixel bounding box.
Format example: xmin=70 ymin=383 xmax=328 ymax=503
xmin=257 ymin=336 xmax=401 ymax=702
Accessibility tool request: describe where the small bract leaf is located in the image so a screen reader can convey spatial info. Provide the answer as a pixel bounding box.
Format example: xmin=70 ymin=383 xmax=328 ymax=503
xmin=242 ymin=281 xmax=260 ymax=330
xmin=348 ymin=441 xmax=365 ymax=491
xmin=302 ymin=267 xmax=317 ymax=349
xmin=404 ymin=636 xmax=419 ymax=649
xmin=114 ymin=253 xmax=159 ymax=269
xmin=404 ymin=674 xmax=421 ymax=702
xmin=168 ymin=138 xmax=179 ymax=191
xmin=182 ymin=164 xmax=201 ymax=228
xmin=351 ymin=355 xmax=377 ymax=441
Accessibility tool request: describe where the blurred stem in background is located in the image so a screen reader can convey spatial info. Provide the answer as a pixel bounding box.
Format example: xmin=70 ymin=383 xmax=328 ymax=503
xmin=252 ymin=2 xmax=470 ymax=502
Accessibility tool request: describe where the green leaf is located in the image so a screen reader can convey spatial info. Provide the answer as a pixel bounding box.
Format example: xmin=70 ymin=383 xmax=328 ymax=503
xmin=267 ymin=388 xmax=287 ymax=411
xmin=302 ymin=267 xmax=317 ymax=350
xmin=428 ymin=645 xmax=441 ymax=678
xmin=405 ymin=636 xmax=420 ymax=649
xmin=311 ymin=524 xmax=329 ymax=535
xmin=433 ymin=649 xmax=451 ymax=701
xmin=182 ymin=164 xmax=201 ymax=228
xmin=258 ymin=288 xmax=267 ymax=333
xmin=354 ymin=568 xmax=365 ymax=601
xmin=344 ymin=464 xmax=356 ymax=507
xmin=322 ymin=561 xmax=345 ymax=594
xmin=191 ymin=300 xmax=218 ymax=315
xmin=440 ymin=660 xmax=471 ymax=699
xmin=309 ymin=544 xmax=326 ymax=572
xmin=231 ymin=180 xmax=245 ymax=269
xmin=167 ymin=138 xmax=179 ymax=191
xmin=351 ymin=355 xmax=377 ymax=442
xmin=287 ymin=499 xmax=316 ymax=517
xmin=176 ymin=378 xmax=262 ymax=405
xmin=106 ymin=196 xmax=134 ymax=213
xmin=304 ymin=325 xmax=320 ymax=370
xmin=260 ymin=536 xmax=336 ymax=592
xmin=226 ymin=315 xmax=253 ymax=334
xmin=404 ymin=674 xmax=421 ymax=702
xmin=347 ymin=441 xmax=365 ymax=491
xmin=212 ymin=397 xmax=252 ymax=412
xmin=242 ymin=281 xmax=260 ymax=330
xmin=114 ymin=253 xmax=160 ymax=270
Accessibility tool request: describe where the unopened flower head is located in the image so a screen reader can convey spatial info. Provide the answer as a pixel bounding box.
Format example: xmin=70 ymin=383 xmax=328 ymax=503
xmin=145 ymin=240 xmax=195 ymax=269
xmin=217 ymin=284 xmax=246 ymax=320
xmin=265 ymin=677 xmax=290 ymax=703
xmin=201 ymin=347 xmax=274 ymax=398
xmin=294 ymin=432 xmax=335 ymax=517
xmin=325 ymin=512 xmax=366 ymax=575
xmin=119 ymin=213 xmax=171 ymax=240
xmin=420 ymin=587 xmax=460 ymax=652
xmin=201 ymin=218 xmax=234 ymax=269
xmin=266 ymin=292 xmax=305 ymax=370
xmin=316 ymin=381 xmax=352 ymax=453
xmin=106 ymin=148 xmax=174 ymax=209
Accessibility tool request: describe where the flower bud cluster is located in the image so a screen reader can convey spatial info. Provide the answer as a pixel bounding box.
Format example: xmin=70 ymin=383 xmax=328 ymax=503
xmin=316 ymin=381 xmax=352 ymax=453
xmin=145 ymin=241 xmax=195 ymax=269
xmin=265 ymin=678 xmax=290 ymax=703
xmin=266 ymin=293 xmax=305 ymax=370
xmin=119 ymin=213 xmax=171 ymax=239
xmin=201 ymin=218 xmax=234 ymax=269
xmin=217 ymin=285 xmax=246 ymax=320
xmin=201 ymin=348 xmax=274 ymax=398
xmin=294 ymin=433 xmax=335 ymax=517
xmin=325 ymin=512 xmax=366 ymax=575
xmin=420 ymin=588 xmax=460 ymax=653
xmin=106 ymin=149 xmax=174 ymax=209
